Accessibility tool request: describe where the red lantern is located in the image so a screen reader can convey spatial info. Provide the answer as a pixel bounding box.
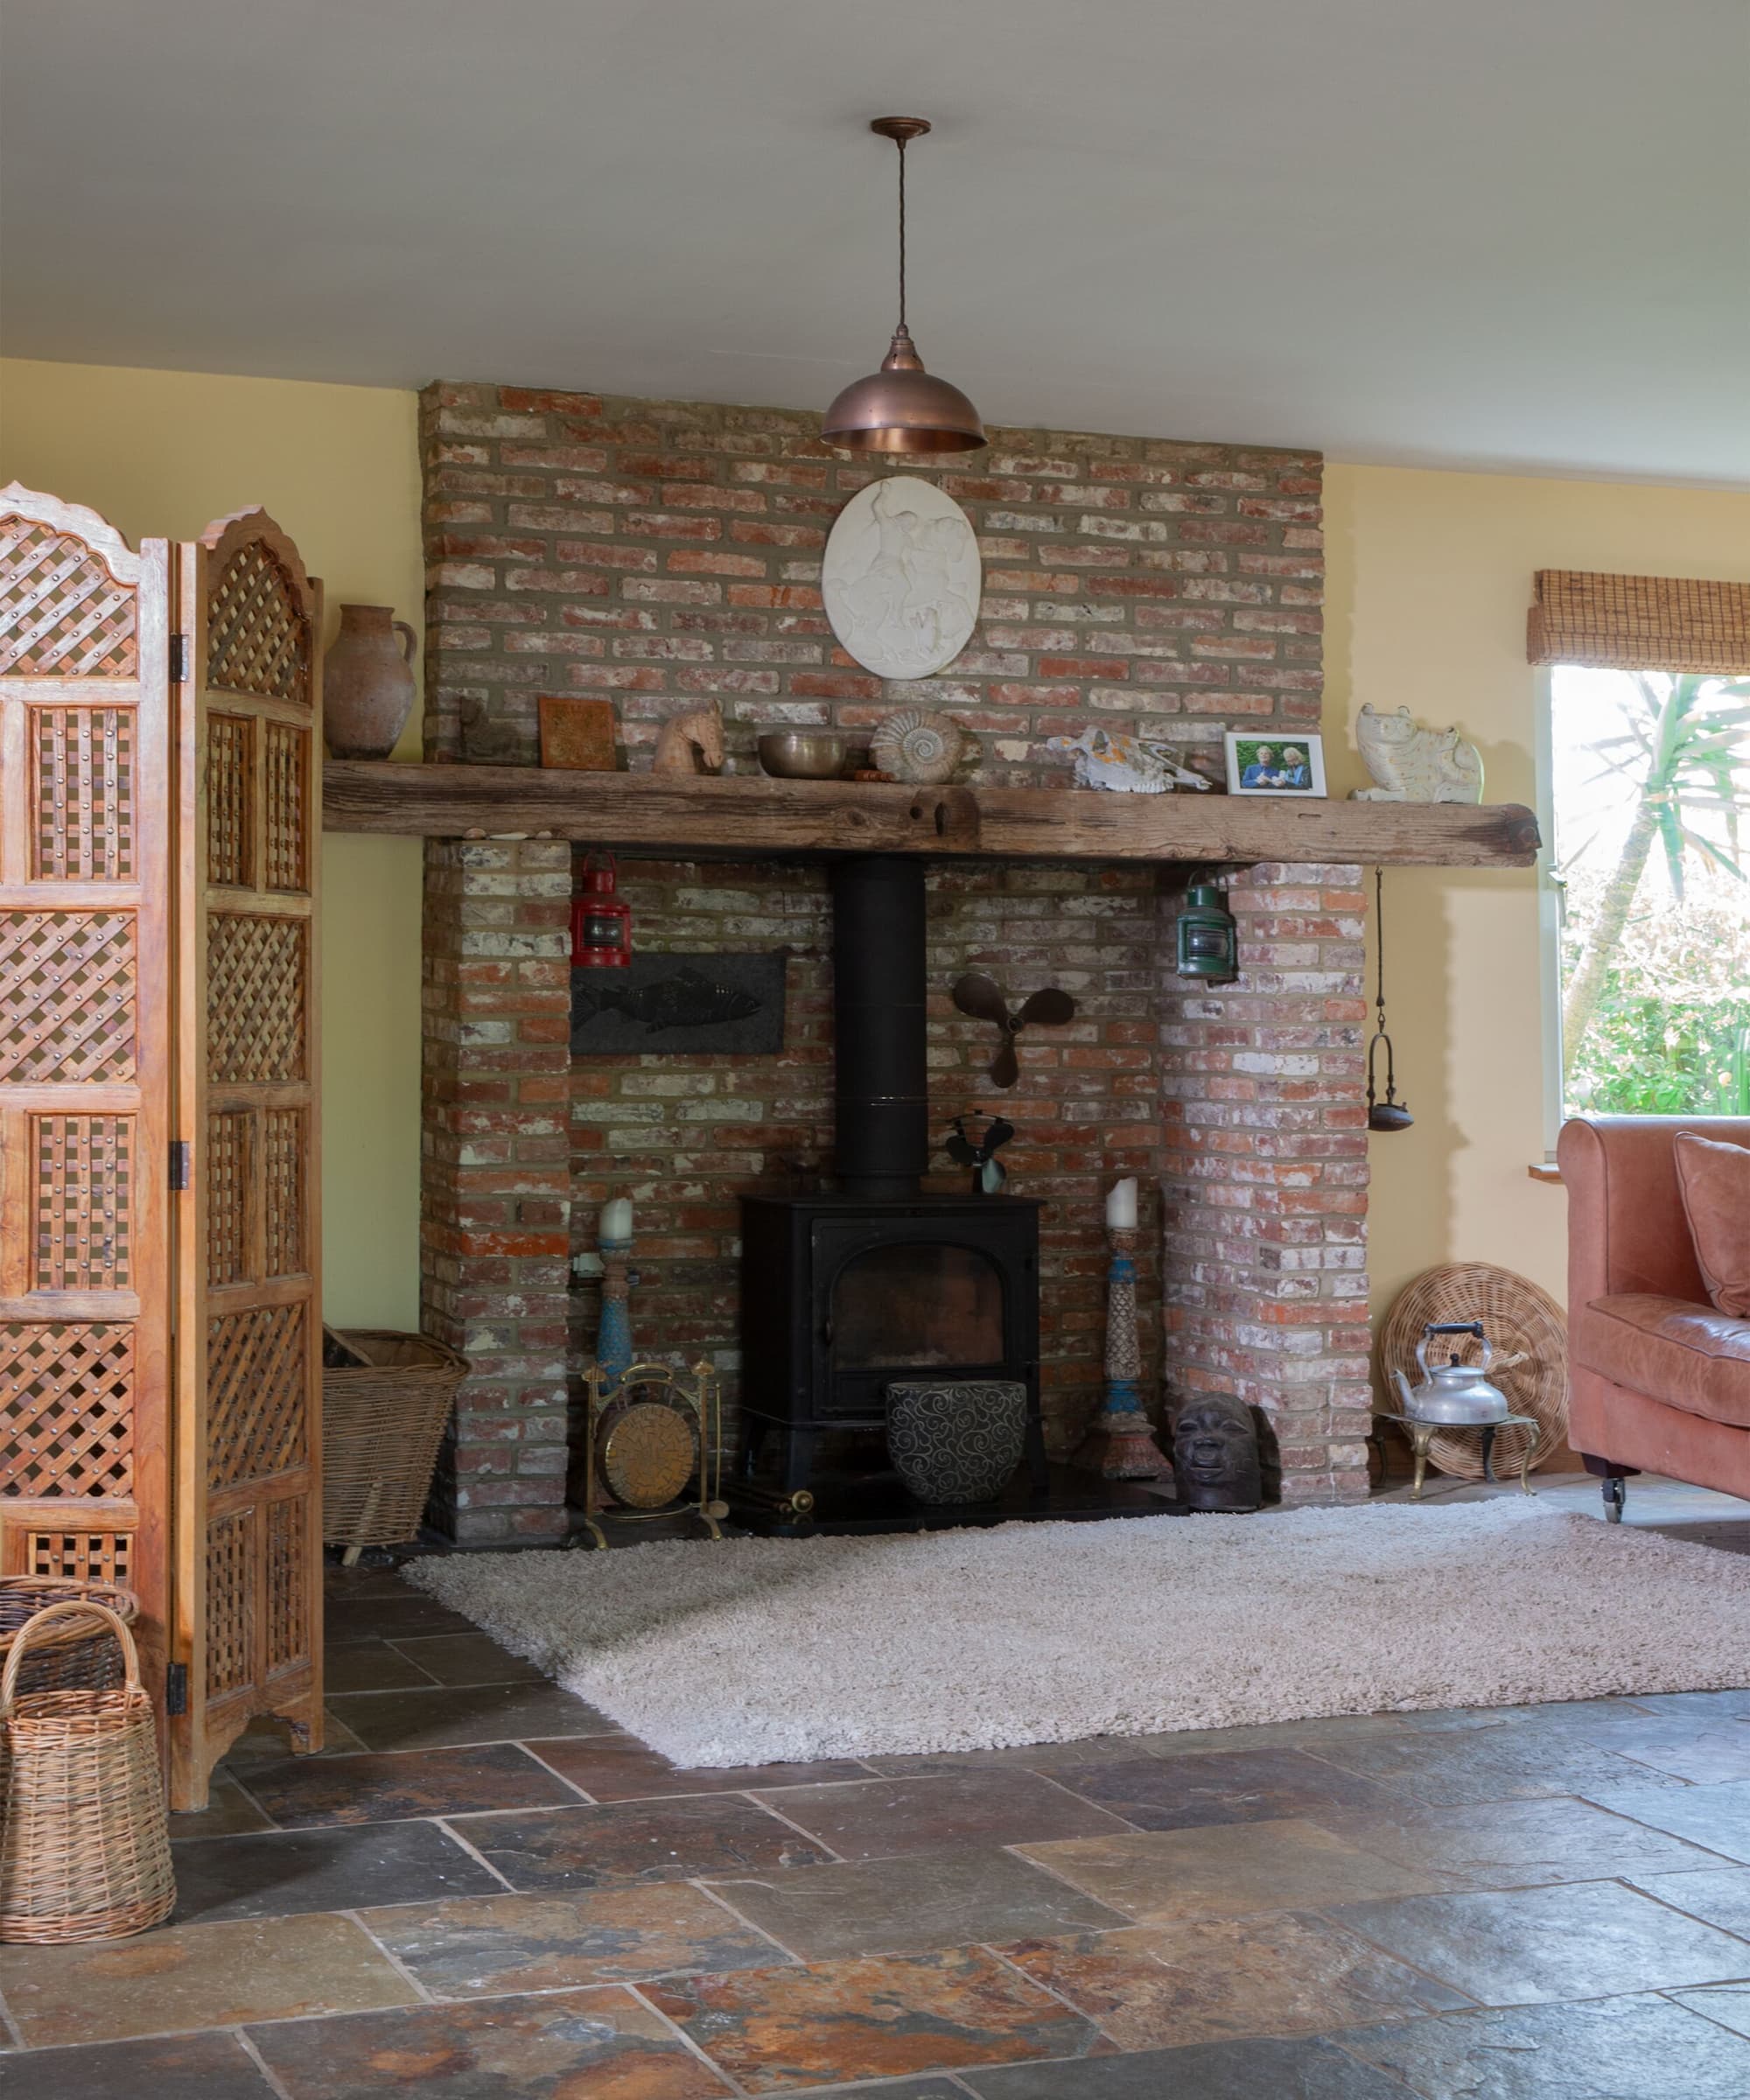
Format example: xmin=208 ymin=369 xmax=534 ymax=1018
xmin=571 ymin=850 xmax=632 ymax=967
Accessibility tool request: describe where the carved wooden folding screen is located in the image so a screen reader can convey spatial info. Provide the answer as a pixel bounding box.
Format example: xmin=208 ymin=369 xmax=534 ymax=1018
xmin=172 ymin=511 xmax=322 ymax=1802
xmin=0 ymin=489 xmax=173 ymax=1694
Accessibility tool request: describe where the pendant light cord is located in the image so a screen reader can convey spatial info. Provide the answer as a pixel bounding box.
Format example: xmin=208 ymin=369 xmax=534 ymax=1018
xmin=896 ymin=136 xmax=908 ymax=331
xmin=1374 ymin=866 xmax=1388 ymax=1030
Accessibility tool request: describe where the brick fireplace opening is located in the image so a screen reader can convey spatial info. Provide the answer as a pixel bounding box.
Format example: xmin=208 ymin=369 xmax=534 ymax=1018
xmin=415 ymin=382 xmax=1370 ymax=1544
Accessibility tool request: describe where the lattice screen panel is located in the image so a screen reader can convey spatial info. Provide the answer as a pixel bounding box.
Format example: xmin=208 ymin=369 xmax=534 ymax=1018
xmin=33 ymin=1115 xmax=132 ymax=1291
xmin=205 ymin=1514 xmax=253 ymax=1697
xmin=206 ymin=1110 xmax=254 ymax=1288
xmin=33 ymin=708 xmax=134 ymax=880
xmin=264 ymin=1498 xmax=308 ymax=1673
xmin=207 ymin=914 xmax=305 ymax=1083
xmin=206 ymin=713 xmax=254 ymax=887
xmin=263 ymin=723 xmax=308 ymax=892
xmin=0 ymin=1323 xmax=134 ymax=1498
xmin=263 ymin=1108 xmax=306 ymax=1276
xmin=207 ymin=544 xmax=309 ymax=702
xmin=0 ymin=912 xmax=136 ymax=1082
xmin=207 ymin=1303 xmax=307 ymax=1488
xmin=24 ymin=1529 xmax=133 ymax=1585
xmin=0 ymin=517 xmax=137 ymax=678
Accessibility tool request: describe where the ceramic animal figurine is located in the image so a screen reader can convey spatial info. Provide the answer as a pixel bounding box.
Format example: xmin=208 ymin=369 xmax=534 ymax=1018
xmin=1351 ymin=704 xmax=1483 ymax=802
xmin=1046 ymin=726 xmax=1214 ymax=794
xmin=872 ymin=708 xmax=970 ymax=785
xmin=652 ymin=700 xmax=724 ymax=776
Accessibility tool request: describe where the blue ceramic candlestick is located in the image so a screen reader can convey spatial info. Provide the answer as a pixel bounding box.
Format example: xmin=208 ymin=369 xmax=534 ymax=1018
xmin=1074 ymin=1224 xmax=1169 ymax=1478
xmin=597 ymin=1236 xmax=634 ymax=1389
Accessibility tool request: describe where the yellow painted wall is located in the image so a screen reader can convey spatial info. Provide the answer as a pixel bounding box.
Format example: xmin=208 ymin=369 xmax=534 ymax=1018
xmin=7 ymin=356 xmax=1748 ymax=1345
xmin=0 ymin=358 xmax=425 ymax=1328
xmin=1324 ymin=463 xmax=1750 ymax=1324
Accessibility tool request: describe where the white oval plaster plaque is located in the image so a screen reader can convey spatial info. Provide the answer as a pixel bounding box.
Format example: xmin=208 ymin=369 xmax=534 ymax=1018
xmin=822 ymin=475 xmax=982 ymax=682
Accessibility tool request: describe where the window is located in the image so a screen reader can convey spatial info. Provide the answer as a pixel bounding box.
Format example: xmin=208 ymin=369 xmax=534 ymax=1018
xmin=1548 ymin=664 xmax=1750 ymax=1119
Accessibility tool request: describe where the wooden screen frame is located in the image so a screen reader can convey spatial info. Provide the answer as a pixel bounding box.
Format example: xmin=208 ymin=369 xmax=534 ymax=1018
xmin=0 ymin=485 xmax=173 ymax=1704
xmin=171 ymin=508 xmax=324 ymax=1805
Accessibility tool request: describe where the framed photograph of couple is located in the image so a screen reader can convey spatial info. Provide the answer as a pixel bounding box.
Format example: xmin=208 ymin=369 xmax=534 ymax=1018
xmin=1224 ymin=731 xmax=1326 ymax=797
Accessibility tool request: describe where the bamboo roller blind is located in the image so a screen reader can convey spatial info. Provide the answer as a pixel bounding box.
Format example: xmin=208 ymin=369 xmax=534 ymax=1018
xmin=1528 ymin=570 xmax=1750 ymax=675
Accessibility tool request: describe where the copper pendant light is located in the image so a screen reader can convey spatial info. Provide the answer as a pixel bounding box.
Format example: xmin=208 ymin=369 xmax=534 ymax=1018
xmin=822 ymin=117 xmax=987 ymax=456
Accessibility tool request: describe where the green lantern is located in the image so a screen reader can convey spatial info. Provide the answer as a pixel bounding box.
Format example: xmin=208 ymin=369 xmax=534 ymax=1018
xmin=1176 ymin=880 xmax=1238 ymax=982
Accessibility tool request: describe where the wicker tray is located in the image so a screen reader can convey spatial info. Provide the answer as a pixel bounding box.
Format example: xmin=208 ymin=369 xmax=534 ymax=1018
xmin=1378 ymin=1263 xmax=1569 ymax=1483
xmin=322 ymin=1326 xmax=469 ymax=1555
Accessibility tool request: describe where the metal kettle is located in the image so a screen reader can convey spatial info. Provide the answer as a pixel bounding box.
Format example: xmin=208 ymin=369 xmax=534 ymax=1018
xmin=1394 ymin=1320 xmax=1511 ymax=1424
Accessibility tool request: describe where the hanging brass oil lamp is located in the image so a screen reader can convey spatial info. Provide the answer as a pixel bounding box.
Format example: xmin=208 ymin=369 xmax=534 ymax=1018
xmin=1367 ymin=867 xmax=1413 ymax=1131
xmin=822 ymin=117 xmax=987 ymax=456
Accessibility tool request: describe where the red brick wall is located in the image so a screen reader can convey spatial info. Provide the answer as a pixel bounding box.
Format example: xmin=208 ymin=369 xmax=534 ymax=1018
xmin=416 ymin=382 xmax=1364 ymax=1542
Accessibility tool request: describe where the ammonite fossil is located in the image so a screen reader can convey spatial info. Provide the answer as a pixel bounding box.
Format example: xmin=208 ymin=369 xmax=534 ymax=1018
xmin=871 ymin=709 xmax=970 ymax=786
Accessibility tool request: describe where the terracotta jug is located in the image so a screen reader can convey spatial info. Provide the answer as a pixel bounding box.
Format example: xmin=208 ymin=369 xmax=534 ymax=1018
xmin=323 ymin=605 xmax=417 ymax=760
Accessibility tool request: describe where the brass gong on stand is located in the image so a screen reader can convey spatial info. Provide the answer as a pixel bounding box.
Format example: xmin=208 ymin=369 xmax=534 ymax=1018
xmin=574 ymin=1359 xmax=728 ymax=1550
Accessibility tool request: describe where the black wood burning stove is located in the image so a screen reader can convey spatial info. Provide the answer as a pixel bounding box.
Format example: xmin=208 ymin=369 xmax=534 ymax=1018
xmin=738 ymin=857 xmax=1047 ymax=1513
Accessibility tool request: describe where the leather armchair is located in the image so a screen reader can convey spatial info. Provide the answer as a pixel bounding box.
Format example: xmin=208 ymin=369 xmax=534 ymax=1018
xmin=1560 ymin=1116 xmax=1750 ymax=1519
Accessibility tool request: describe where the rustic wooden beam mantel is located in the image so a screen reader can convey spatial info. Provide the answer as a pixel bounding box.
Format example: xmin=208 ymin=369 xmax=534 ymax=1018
xmin=322 ymin=762 xmax=1540 ymax=868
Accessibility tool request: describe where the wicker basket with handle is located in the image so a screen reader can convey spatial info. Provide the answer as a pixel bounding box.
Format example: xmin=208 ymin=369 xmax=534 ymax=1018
xmin=0 ymin=1600 xmax=175 ymax=1943
xmin=0 ymin=1580 xmax=138 ymax=1699
xmin=322 ymin=1326 xmax=469 ymax=1558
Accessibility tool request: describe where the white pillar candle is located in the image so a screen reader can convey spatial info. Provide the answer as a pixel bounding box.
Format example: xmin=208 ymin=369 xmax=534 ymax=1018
xmin=1105 ymin=1177 xmax=1138 ymax=1229
xmin=598 ymin=1195 xmax=634 ymax=1244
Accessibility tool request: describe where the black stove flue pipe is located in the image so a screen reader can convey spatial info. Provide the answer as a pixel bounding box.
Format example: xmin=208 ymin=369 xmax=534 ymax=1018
xmin=830 ymin=856 xmax=929 ymax=1197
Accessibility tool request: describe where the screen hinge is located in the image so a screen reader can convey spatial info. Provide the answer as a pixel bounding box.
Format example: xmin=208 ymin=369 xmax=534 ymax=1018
xmin=170 ymin=632 xmax=191 ymax=683
xmin=164 ymin=1662 xmax=188 ymax=1716
xmin=169 ymin=1139 xmax=192 ymax=1192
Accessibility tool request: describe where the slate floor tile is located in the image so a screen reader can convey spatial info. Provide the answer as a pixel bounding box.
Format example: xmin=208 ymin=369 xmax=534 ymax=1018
xmin=385 ymin=1630 xmax=545 ymax=1685
xmin=168 ymin=1771 xmax=275 ymax=1841
xmin=1016 ymin=1818 xmax=1449 ymax=1923
xmin=1622 ymin=1864 xmax=1750 ymax=1936
xmin=780 ymin=2085 xmax=967 ymax=2099
xmin=172 ymin=1816 xmax=503 ymax=1923
xmin=0 ymin=2030 xmax=278 ymax=2099
xmin=1331 ymin=1878 xmax=1750 ymax=2006
xmin=248 ymin=1984 xmax=733 ymax=2096
xmin=1670 ymin=1980 xmax=1750 ymax=2040
xmin=959 ymin=2034 xmax=1410 ymax=2097
xmin=1579 ymin=1775 xmax=1750 ymax=1862
xmin=528 ymin=1732 xmax=872 ymax=1801
xmin=359 ymin=1881 xmax=785 ymax=1994
xmin=1312 ymin=1792 xmax=1732 ymax=1890
xmin=760 ymin=1769 xmax=1130 ymax=1860
xmin=1047 ymin=1747 xmax=1407 ymax=1830
xmin=218 ymin=1711 xmax=367 ymax=1763
xmin=1309 ymin=1727 xmax=1694 ymax=1806
xmin=321 ymin=1636 xmax=438 ymax=1693
xmin=644 ymin=1946 xmax=1106 ymax=2092
xmin=1341 ymin=1991 xmax=1750 ymax=2098
xmin=710 ymin=1844 xmax=1128 ymax=1960
xmin=0 ymin=1912 xmax=417 ymax=2046
xmin=1000 ymin=1908 xmax=1471 ymax=2048
xmin=1576 ymin=1718 xmax=1750 ymax=1785
xmin=239 ymin=1742 xmax=579 ymax=1826
xmin=1612 ymin=1688 xmax=1750 ymax=1722
xmin=328 ymin=1681 xmax=617 ymax=1752
xmin=1135 ymin=1712 xmax=1412 ymax=1758
xmin=322 ymin=1593 xmax=478 ymax=1642
xmin=451 ymin=1794 xmax=836 ymax=1890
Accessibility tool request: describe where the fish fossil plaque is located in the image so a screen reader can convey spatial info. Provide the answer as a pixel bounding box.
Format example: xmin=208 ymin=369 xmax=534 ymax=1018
xmin=570 ymin=953 xmax=788 ymax=1055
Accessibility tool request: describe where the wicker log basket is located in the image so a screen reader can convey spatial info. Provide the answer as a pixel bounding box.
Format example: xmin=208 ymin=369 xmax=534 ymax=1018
xmin=0 ymin=1580 xmax=138 ymax=1698
xmin=322 ymin=1326 xmax=469 ymax=1558
xmin=1378 ymin=1263 xmax=1570 ymax=1482
xmin=0 ymin=1601 xmax=175 ymax=1943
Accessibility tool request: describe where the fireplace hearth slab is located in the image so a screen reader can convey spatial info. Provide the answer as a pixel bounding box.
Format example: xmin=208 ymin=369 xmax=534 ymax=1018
xmin=730 ymin=1462 xmax=1174 ymax=1537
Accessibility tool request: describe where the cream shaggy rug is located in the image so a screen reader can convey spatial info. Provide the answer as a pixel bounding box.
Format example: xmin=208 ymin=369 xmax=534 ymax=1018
xmin=406 ymin=1501 xmax=1750 ymax=1768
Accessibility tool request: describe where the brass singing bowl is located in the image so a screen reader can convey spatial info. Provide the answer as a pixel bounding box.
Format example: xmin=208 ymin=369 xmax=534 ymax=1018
xmin=757 ymin=732 xmax=850 ymax=780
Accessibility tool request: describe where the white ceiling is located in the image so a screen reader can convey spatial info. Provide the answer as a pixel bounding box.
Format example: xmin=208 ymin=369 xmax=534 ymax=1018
xmin=4 ymin=0 xmax=1746 ymax=484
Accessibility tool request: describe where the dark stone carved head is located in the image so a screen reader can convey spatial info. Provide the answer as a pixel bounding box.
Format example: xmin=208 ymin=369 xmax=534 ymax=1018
xmin=1172 ymin=1393 xmax=1262 ymax=1512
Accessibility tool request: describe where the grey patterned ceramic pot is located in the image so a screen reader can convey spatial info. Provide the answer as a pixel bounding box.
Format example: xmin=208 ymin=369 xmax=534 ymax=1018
xmin=885 ymin=1380 xmax=1027 ymax=1505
